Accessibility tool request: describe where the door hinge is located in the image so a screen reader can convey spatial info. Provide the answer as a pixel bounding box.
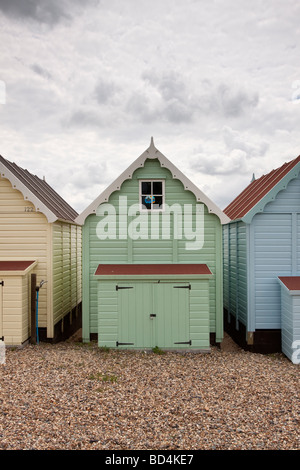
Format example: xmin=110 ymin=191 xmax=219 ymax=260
xmin=116 ymin=341 xmax=134 ymax=347
xmin=0 ymin=281 xmax=4 ymax=286
xmin=116 ymin=286 xmax=134 ymax=291
xmin=173 ymin=285 xmax=191 ymax=289
xmin=174 ymin=340 xmax=192 ymax=345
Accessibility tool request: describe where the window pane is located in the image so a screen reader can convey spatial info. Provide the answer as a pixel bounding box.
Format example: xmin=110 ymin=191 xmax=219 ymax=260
xmin=153 ymin=196 xmax=163 ymax=208
xmin=153 ymin=181 xmax=162 ymax=195
xmin=142 ymin=195 xmax=152 ymax=209
xmin=141 ymin=181 xmax=151 ymax=194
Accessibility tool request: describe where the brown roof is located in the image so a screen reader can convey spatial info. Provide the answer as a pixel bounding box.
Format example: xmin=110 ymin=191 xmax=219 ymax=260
xmin=0 ymin=155 xmax=78 ymax=222
xmin=278 ymin=276 xmax=300 ymax=291
xmin=224 ymin=155 xmax=300 ymax=221
xmin=95 ymin=264 xmax=213 ymax=276
xmin=0 ymin=260 xmax=36 ymax=272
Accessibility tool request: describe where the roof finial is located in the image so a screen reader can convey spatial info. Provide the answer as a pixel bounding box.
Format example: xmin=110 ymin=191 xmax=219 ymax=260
xmin=147 ymin=136 xmax=157 ymax=158
xmin=251 ymin=173 xmax=255 ymax=182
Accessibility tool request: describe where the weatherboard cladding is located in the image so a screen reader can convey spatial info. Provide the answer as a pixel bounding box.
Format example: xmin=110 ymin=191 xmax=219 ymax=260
xmin=223 ymin=221 xmax=248 ymax=327
xmin=278 ymin=276 xmax=300 ymax=363
xmin=0 ymin=155 xmax=78 ymax=222
xmin=253 ymin=212 xmax=292 ymax=329
xmin=0 ymin=260 xmax=37 ymax=345
xmin=224 ymin=155 xmax=300 ymax=221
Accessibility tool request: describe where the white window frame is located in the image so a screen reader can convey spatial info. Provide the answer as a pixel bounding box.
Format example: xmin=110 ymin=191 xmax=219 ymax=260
xmin=139 ymin=179 xmax=165 ymax=212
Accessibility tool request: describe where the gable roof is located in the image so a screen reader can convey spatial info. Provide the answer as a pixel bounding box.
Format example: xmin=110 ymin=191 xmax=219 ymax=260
xmin=224 ymin=155 xmax=300 ymax=223
xmin=0 ymin=155 xmax=78 ymax=223
xmin=76 ymin=138 xmax=230 ymax=225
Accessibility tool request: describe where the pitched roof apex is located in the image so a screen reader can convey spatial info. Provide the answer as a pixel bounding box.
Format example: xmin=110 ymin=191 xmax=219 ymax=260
xmin=76 ymin=139 xmax=230 ymax=225
xmin=0 ymin=154 xmax=78 ymax=223
xmin=224 ymin=154 xmax=300 ymax=222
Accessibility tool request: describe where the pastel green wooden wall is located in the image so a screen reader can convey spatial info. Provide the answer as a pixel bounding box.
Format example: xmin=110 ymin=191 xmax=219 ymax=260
xmin=223 ymin=221 xmax=248 ymax=328
xmin=82 ymin=158 xmax=223 ymax=343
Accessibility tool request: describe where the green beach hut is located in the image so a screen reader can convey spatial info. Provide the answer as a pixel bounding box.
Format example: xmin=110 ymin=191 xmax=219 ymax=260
xmin=76 ymin=139 xmax=229 ymax=350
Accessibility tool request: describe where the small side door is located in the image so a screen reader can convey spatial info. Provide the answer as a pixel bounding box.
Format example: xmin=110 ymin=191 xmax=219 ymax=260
xmin=117 ymin=282 xmax=154 ymax=348
xmin=154 ymin=282 xmax=190 ymax=348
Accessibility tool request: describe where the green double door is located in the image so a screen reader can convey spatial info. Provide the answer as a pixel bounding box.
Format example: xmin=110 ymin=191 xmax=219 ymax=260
xmin=116 ymin=281 xmax=191 ymax=349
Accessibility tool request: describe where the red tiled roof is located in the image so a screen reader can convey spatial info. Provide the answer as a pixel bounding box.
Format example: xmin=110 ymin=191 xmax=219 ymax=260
xmin=95 ymin=264 xmax=212 ymax=276
xmin=0 ymin=155 xmax=78 ymax=222
xmin=224 ymin=155 xmax=300 ymax=220
xmin=0 ymin=261 xmax=35 ymax=272
xmin=278 ymin=276 xmax=300 ymax=291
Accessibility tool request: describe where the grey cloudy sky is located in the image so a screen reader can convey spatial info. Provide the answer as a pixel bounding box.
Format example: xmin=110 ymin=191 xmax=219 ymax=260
xmin=1 ymin=0 xmax=300 ymax=213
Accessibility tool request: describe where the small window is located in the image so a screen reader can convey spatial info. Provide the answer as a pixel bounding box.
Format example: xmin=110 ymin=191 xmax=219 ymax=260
xmin=140 ymin=180 xmax=164 ymax=211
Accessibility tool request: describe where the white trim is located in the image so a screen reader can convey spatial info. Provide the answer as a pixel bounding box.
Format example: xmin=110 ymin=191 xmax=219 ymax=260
xmin=0 ymin=163 xmax=57 ymax=223
xmin=76 ymin=138 xmax=230 ymax=225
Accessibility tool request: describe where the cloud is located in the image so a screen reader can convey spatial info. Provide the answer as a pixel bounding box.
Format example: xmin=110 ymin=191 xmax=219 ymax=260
xmin=1 ymin=0 xmax=300 ymax=214
xmin=0 ymin=0 xmax=70 ymax=24
xmin=222 ymin=126 xmax=269 ymax=158
xmin=66 ymin=109 xmax=104 ymax=128
xmin=0 ymin=80 xmax=6 ymax=104
xmin=213 ymin=83 xmax=259 ymax=117
xmin=94 ymin=79 xmax=119 ymax=105
xmin=30 ymin=64 xmax=53 ymax=80
xmin=142 ymin=70 xmax=187 ymax=103
xmin=193 ymin=79 xmax=259 ymax=119
xmin=188 ymin=126 xmax=269 ymax=177
xmin=0 ymin=0 xmax=99 ymax=25
xmin=69 ymin=160 xmax=108 ymax=190
xmin=191 ymin=148 xmax=249 ymax=176
xmin=124 ymin=70 xmax=260 ymax=125
xmin=125 ymin=92 xmax=157 ymax=123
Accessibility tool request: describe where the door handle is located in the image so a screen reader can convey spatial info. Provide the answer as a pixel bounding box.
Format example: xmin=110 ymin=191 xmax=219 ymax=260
xmin=150 ymin=314 xmax=156 ymax=318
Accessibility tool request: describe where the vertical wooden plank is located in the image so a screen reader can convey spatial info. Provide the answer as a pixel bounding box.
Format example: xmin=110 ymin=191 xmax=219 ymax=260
xmin=235 ymin=221 xmax=239 ymax=330
xmin=228 ymin=223 xmax=231 ymax=322
xmin=82 ymin=221 xmax=90 ymax=342
xmin=247 ymin=222 xmax=255 ymax=334
xmin=215 ymin=219 xmax=224 ymax=343
xmin=292 ymin=212 xmax=297 ymax=275
xmin=127 ymin=235 xmax=133 ymax=263
xmin=47 ymin=223 xmax=53 ymax=338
